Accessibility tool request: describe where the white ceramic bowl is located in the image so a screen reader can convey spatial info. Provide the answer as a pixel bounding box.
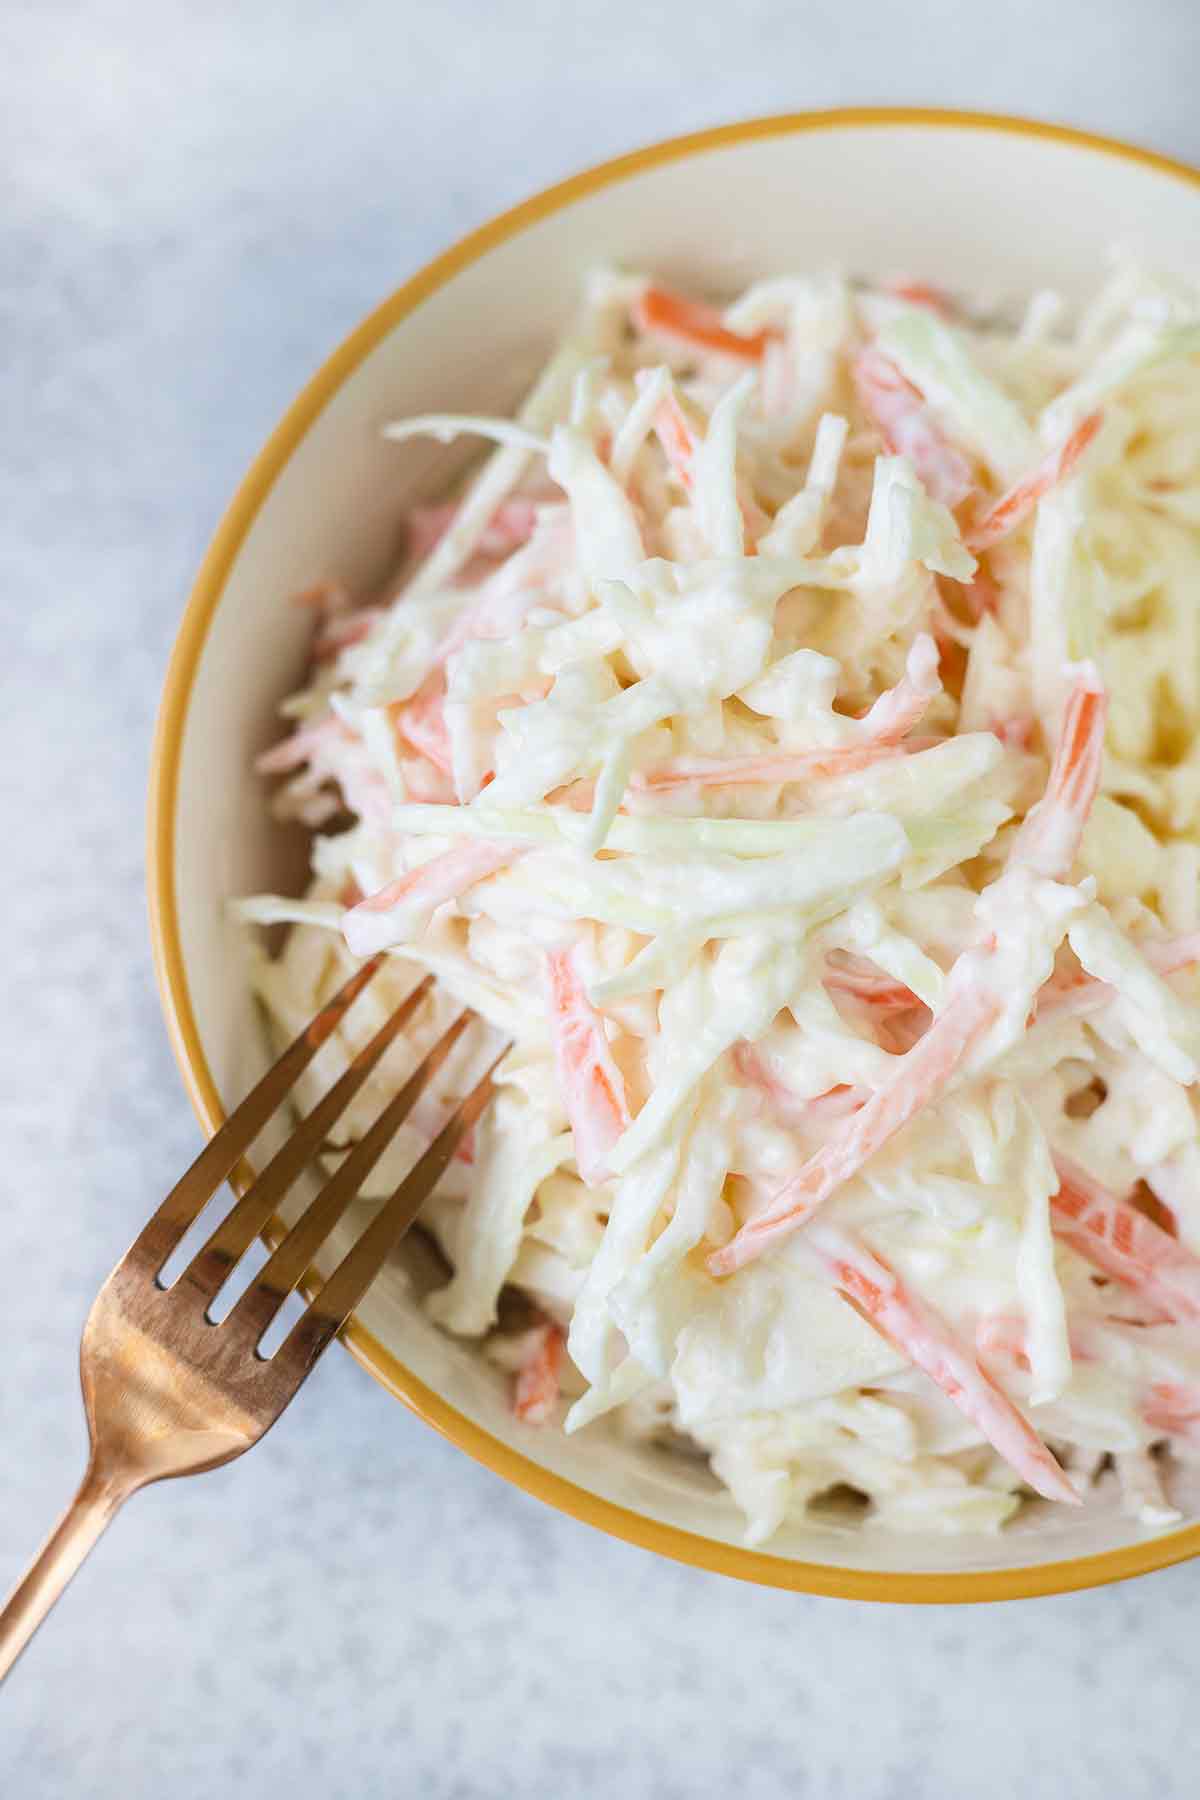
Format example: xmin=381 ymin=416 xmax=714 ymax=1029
xmin=150 ymin=109 xmax=1200 ymax=1600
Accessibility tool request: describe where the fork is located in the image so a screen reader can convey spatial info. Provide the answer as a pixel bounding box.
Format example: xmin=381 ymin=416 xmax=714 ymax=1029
xmin=0 ymin=956 xmax=503 ymax=1681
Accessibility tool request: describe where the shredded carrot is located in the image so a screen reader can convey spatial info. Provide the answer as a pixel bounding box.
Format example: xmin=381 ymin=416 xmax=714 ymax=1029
xmin=388 ymin=672 xmax=454 ymax=777
xmin=822 ymin=957 xmax=923 ymax=1013
xmin=813 ymin=1223 xmax=1078 ymax=1504
xmin=961 ymin=565 xmax=1002 ymax=621
xmin=409 ymin=497 xmax=540 ymax=561
xmin=709 ymin=986 xmax=999 ymax=1276
xmin=733 ymin=1044 xmax=868 ymax=1127
xmin=994 ymin=714 xmax=1035 ymax=751
xmin=1050 ymin=1156 xmax=1200 ymax=1325
xmin=967 ymin=412 xmax=1103 ymax=553
xmin=344 ymin=841 xmax=524 ymax=956
xmin=514 ymin=1323 xmax=566 ymax=1424
xmin=1010 ymin=667 xmax=1107 ymax=878
xmin=290 ymin=579 xmax=351 ymax=614
xmin=1035 ymin=932 xmax=1200 ymax=1022
xmin=885 ymin=279 xmax=957 ymax=319
xmin=312 ymin=606 xmax=385 ymax=662
xmin=635 ymin=743 xmax=912 ymax=793
xmin=545 ymin=947 xmax=631 ymax=1189
xmin=633 ymin=284 xmax=776 ymax=362
xmin=710 ymin=665 xmax=1108 ymax=1278
xmin=1144 ymin=1382 xmax=1200 ymax=1446
xmin=649 ymin=391 xmax=701 ymax=492
xmin=853 ymin=347 xmax=974 ymax=509
xmin=637 ymin=636 xmax=940 ymax=794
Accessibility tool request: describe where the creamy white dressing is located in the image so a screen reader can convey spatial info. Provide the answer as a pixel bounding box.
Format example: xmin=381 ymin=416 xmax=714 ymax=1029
xmin=244 ymin=260 xmax=1200 ymax=1546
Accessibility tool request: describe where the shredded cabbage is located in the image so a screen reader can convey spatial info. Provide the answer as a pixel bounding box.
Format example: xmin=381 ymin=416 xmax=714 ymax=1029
xmin=243 ymin=260 xmax=1200 ymax=1545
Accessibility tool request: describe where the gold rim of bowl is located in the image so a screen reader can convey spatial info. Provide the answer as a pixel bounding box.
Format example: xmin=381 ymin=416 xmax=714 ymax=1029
xmin=147 ymin=107 xmax=1200 ymax=1602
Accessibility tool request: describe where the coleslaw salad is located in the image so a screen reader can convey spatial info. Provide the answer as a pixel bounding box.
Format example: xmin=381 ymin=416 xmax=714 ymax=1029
xmin=238 ymin=256 xmax=1200 ymax=1545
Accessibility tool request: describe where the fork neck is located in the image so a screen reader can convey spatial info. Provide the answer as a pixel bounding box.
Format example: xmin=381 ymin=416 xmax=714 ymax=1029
xmin=76 ymin=1455 xmax=143 ymax=1513
xmin=0 ymin=1458 xmax=138 ymax=1683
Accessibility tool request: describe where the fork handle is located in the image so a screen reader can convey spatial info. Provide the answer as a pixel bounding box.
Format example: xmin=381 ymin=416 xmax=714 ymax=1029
xmin=0 ymin=1462 xmax=132 ymax=1682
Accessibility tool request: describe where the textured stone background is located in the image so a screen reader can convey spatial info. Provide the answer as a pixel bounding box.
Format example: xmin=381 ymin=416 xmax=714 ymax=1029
xmin=4 ymin=2 xmax=1200 ymax=1793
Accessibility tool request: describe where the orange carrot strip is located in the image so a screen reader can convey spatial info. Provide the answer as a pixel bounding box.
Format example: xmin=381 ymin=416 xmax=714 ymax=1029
xmin=822 ymin=957 xmax=921 ymax=1013
xmin=633 ymin=285 xmax=775 ymax=362
xmin=644 ymin=383 xmax=768 ymax=546
xmin=967 ymin=412 xmax=1103 ymax=553
xmin=811 ymin=1222 xmax=1078 ymax=1504
xmin=994 ymin=714 xmax=1034 ymax=750
xmin=961 ymin=565 xmax=1003 ymax=620
xmin=651 ymin=389 xmax=701 ymax=488
xmin=634 ymin=742 xmax=912 ymax=794
xmin=290 ymin=579 xmax=351 ymax=614
xmin=1050 ymin=1156 xmax=1200 ymax=1325
xmin=638 ymin=636 xmax=939 ymax=794
xmin=852 ymin=346 xmax=974 ymax=508
xmin=388 ymin=671 xmax=454 ymax=777
xmin=1009 ymin=666 xmax=1107 ymax=879
xmin=975 ymin=1312 xmax=1032 ymax=1368
xmin=733 ymin=1043 xmax=868 ymax=1126
xmin=708 ymin=985 xmax=1000 ymax=1276
xmin=1144 ymin=1382 xmax=1200 ymax=1446
xmin=343 ymin=841 xmax=523 ymax=957
xmin=409 ymin=497 xmax=540 ymax=561
xmin=857 ymin=633 xmax=943 ymax=743
xmin=1035 ymin=932 xmax=1200 ymax=1022
xmin=884 ymin=279 xmax=957 ymax=319
xmin=545 ymin=947 xmax=631 ymax=1189
xmin=514 ymin=1324 xmax=566 ymax=1425
xmin=312 ymin=606 xmax=385 ymax=662
xmin=255 ymin=716 xmax=353 ymax=775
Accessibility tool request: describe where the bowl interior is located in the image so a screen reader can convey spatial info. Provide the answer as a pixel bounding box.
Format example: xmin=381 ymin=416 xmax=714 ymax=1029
xmin=160 ymin=114 xmax=1200 ymax=1594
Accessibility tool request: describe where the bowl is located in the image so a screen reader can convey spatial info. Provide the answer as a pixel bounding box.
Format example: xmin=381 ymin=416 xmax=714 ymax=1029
xmin=149 ymin=108 xmax=1200 ymax=1601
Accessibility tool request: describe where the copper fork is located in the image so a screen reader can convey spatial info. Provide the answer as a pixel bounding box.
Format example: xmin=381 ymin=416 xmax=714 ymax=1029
xmin=0 ymin=957 xmax=503 ymax=1681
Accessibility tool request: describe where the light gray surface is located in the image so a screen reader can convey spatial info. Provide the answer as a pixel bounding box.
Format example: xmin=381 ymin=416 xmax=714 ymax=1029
xmin=5 ymin=2 xmax=1200 ymax=1794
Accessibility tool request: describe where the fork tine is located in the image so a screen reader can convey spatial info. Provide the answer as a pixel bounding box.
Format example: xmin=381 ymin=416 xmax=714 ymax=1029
xmin=268 ymin=1049 xmax=507 ymax=1386
xmin=225 ymin=1008 xmax=477 ymax=1344
xmin=133 ymin=954 xmax=386 ymax=1269
xmin=176 ymin=975 xmax=438 ymax=1304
